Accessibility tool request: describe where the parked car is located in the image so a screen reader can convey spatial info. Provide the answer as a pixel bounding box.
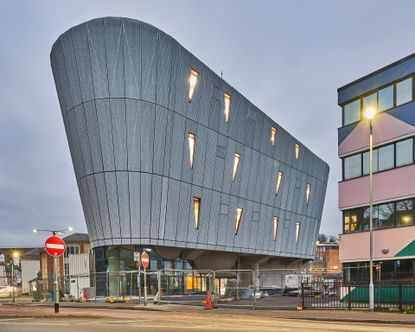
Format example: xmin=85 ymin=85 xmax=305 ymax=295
xmin=240 ymin=289 xmax=264 ymax=299
xmin=0 ymin=286 xmax=21 ymax=298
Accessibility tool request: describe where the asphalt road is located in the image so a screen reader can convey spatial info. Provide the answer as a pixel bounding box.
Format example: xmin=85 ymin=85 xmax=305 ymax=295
xmin=0 ymin=309 xmax=415 ymax=332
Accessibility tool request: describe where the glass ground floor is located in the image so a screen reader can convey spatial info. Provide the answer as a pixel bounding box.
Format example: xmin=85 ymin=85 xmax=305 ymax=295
xmin=343 ymin=259 xmax=415 ymax=282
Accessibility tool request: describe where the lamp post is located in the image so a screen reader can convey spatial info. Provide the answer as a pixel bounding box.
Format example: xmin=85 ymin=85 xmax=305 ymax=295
xmin=33 ymin=227 xmax=73 ymax=313
xmin=364 ymin=107 xmax=376 ymax=311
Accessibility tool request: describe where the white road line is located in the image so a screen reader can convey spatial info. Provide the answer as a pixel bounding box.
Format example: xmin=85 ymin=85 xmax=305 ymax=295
xmin=0 ymin=318 xmax=33 ymax=322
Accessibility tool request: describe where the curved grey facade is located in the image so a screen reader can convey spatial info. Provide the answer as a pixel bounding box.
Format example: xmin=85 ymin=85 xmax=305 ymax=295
xmin=51 ymin=17 xmax=329 ymax=260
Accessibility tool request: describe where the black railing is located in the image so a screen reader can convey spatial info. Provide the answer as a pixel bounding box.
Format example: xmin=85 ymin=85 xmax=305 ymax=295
xmin=301 ymin=281 xmax=415 ymax=311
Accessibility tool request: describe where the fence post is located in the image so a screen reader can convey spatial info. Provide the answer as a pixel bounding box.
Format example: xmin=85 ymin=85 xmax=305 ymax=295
xmin=301 ymin=282 xmax=305 ymax=309
xmin=348 ymin=283 xmax=351 ymax=310
xmin=399 ymin=283 xmax=403 ymax=312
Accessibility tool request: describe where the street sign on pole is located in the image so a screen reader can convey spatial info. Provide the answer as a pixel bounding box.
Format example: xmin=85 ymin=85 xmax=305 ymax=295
xmin=44 ymin=236 xmax=66 ymax=257
xmin=134 ymin=252 xmax=141 ymax=262
xmin=142 ymin=251 xmax=149 ymax=306
xmin=44 ymin=236 xmax=65 ymax=314
xmin=141 ymin=251 xmax=149 ymax=268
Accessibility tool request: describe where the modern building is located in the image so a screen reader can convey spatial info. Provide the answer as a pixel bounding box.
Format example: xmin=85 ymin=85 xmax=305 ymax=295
xmin=51 ymin=17 xmax=329 ymax=295
xmin=338 ymin=54 xmax=415 ymax=281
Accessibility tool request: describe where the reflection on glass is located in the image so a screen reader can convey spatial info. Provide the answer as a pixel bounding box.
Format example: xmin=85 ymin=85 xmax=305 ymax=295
xmin=273 ymin=216 xmax=279 ymax=241
xmin=343 ymin=99 xmax=360 ymax=125
xmin=295 ymin=144 xmax=300 ymax=159
xmin=295 ymin=222 xmax=301 ymax=243
xmin=235 ymin=208 xmax=243 ymax=235
xmin=193 ymin=197 xmax=200 ymax=230
xmin=363 ymin=92 xmax=377 ymax=112
xmin=306 ymin=183 xmax=311 ymax=206
xmin=276 ymin=171 xmax=283 ymax=194
xmin=378 ymin=85 xmax=394 ymax=112
xmin=363 ymin=206 xmax=379 ymax=231
xmin=224 ymin=93 xmax=231 ymax=122
xmin=363 ymin=150 xmax=379 ymax=175
xmin=396 ymin=200 xmax=414 ymax=227
xmin=396 ymin=139 xmax=413 ymax=167
xmin=271 ymin=127 xmax=277 ymax=146
xmin=188 ymin=69 xmax=199 ymax=102
xmin=378 ymin=203 xmax=395 ymax=229
xmin=396 ymin=77 xmax=412 ymax=106
xmin=378 ymin=145 xmax=394 ymax=171
xmin=232 ymin=153 xmax=240 ymax=181
xmin=344 ymin=154 xmax=362 ymax=179
xmin=188 ymin=133 xmax=196 ymax=168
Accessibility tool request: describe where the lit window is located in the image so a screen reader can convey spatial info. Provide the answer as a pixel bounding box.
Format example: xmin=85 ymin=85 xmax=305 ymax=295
xmin=188 ymin=69 xmax=199 ymax=102
xmin=224 ymin=93 xmax=231 ymax=122
xmin=235 ymin=208 xmax=243 ymax=235
xmin=273 ymin=216 xmax=279 ymax=241
xmin=295 ymin=222 xmax=301 ymax=243
xmin=271 ymin=127 xmax=277 ymax=146
xmin=276 ymin=171 xmax=283 ymax=194
xmin=232 ymin=153 xmax=240 ymax=181
xmin=188 ymin=133 xmax=196 ymax=168
xmin=295 ymin=144 xmax=300 ymax=159
xmin=306 ymin=183 xmax=311 ymax=206
xmin=193 ymin=197 xmax=200 ymax=230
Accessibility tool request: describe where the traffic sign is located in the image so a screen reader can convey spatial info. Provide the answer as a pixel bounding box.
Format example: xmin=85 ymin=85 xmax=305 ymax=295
xmin=141 ymin=251 xmax=149 ymax=268
xmin=134 ymin=252 xmax=141 ymax=262
xmin=44 ymin=236 xmax=66 ymax=257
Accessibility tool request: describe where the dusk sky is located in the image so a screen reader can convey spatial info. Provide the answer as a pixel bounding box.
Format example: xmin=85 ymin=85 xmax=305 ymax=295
xmin=2 ymin=0 xmax=415 ymax=245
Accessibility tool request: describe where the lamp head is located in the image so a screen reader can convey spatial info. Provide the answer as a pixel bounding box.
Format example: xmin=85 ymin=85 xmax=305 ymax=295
xmin=32 ymin=229 xmax=38 ymax=233
xmin=68 ymin=227 xmax=73 ymax=232
xmin=364 ymin=107 xmax=376 ymax=120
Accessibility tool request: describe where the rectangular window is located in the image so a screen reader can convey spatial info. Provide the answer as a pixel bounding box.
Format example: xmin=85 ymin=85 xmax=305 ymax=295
xmin=363 ymin=206 xmax=379 ymax=231
xmin=224 ymin=93 xmax=231 ymax=122
xmin=273 ymin=216 xmax=279 ymax=241
xmin=188 ymin=133 xmax=196 ymax=168
xmin=378 ymin=144 xmax=394 ymax=171
xmin=344 ymin=154 xmax=362 ymax=179
xmin=396 ymin=77 xmax=412 ymax=106
xmin=188 ymin=69 xmax=199 ymax=102
xmin=235 ymin=208 xmax=243 ymax=235
xmin=343 ymin=99 xmax=360 ymax=126
xmin=276 ymin=171 xmax=283 ymax=194
xmin=396 ymin=200 xmax=414 ymax=227
xmin=363 ymin=92 xmax=377 ymax=112
xmin=378 ymin=85 xmax=394 ymax=112
xmin=232 ymin=153 xmax=240 ymax=181
xmin=295 ymin=144 xmax=300 ymax=159
xmin=396 ymin=138 xmax=413 ymax=167
xmin=271 ymin=127 xmax=277 ymax=146
xmin=363 ymin=149 xmax=378 ymax=175
xmin=378 ymin=203 xmax=395 ymax=229
xmin=343 ymin=209 xmax=362 ymax=233
xmin=306 ymin=183 xmax=311 ymax=206
xmin=295 ymin=222 xmax=300 ymax=243
xmin=193 ymin=197 xmax=200 ymax=230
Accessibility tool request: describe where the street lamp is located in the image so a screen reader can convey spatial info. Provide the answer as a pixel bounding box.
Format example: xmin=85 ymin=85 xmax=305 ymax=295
xmin=33 ymin=227 xmax=73 ymax=236
xmin=364 ymin=106 xmax=376 ymax=311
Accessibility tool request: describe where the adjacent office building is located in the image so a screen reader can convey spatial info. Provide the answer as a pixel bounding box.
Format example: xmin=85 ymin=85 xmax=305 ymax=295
xmin=51 ymin=17 xmax=329 ymax=294
xmin=338 ymin=54 xmax=415 ymax=281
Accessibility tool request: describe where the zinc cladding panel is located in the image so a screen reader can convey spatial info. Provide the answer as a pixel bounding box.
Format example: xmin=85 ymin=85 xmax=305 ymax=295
xmin=177 ymin=181 xmax=191 ymax=243
xmin=53 ymin=17 xmax=328 ymax=257
xmin=85 ymin=176 xmax=104 ymax=242
xmin=78 ymin=178 xmax=98 ymax=243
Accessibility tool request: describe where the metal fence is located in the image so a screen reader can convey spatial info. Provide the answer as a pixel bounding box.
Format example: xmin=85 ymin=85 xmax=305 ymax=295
xmin=301 ymin=280 xmax=415 ymax=312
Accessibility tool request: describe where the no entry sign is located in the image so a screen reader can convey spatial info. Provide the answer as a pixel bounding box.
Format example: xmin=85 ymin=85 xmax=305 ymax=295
xmin=44 ymin=236 xmax=66 ymax=257
xmin=141 ymin=251 xmax=149 ymax=268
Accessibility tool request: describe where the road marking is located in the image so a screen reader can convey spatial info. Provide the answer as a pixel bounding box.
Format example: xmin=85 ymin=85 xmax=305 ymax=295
xmin=0 ymin=318 xmax=33 ymax=322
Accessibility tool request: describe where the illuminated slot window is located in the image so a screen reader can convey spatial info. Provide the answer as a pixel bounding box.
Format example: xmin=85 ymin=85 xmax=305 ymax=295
xmin=295 ymin=143 xmax=300 ymax=159
xmin=306 ymin=183 xmax=311 ymax=206
xmin=224 ymin=93 xmax=231 ymax=122
xmin=193 ymin=197 xmax=200 ymax=230
xmin=188 ymin=69 xmax=199 ymax=102
xmin=276 ymin=171 xmax=283 ymax=194
xmin=235 ymin=208 xmax=243 ymax=235
xmin=232 ymin=153 xmax=241 ymax=181
xmin=273 ymin=216 xmax=279 ymax=241
xmin=271 ymin=127 xmax=277 ymax=146
xmin=188 ymin=133 xmax=196 ymax=168
xmin=295 ymin=222 xmax=301 ymax=243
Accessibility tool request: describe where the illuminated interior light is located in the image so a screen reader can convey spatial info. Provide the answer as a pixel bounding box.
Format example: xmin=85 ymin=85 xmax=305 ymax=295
xmin=188 ymin=133 xmax=196 ymax=168
xmin=224 ymin=93 xmax=231 ymax=122
xmin=188 ymin=69 xmax=199 ymax=102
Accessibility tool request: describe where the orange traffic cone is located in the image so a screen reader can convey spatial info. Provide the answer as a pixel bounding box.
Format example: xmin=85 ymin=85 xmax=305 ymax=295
xmin=204 ymin=291 xmax=213 ymax=310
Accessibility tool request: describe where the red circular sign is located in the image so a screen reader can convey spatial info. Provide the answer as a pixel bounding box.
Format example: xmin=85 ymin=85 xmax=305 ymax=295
xmin=141 ymin=251 xmax=149 ymax=268
xmin=44 ymin=236 xmax=66 ymax=257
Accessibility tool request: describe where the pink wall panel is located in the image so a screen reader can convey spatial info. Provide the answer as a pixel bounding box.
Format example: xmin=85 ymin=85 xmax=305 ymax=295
xmin=339 ymin=113 xmax=415 ymax=157
xmin=339 ymin=226 xmax=415 ymax=262
xmin=339 ymin=164 xmax=415 ymax=209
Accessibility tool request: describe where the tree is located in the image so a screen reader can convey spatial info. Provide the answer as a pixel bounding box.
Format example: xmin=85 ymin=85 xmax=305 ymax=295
xmin=317 ymin=234 xmax=328 ymax=243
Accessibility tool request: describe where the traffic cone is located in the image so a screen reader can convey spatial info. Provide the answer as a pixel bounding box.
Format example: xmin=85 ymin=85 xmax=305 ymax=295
xmin=204 ymin=291 xmax=212 ymax=310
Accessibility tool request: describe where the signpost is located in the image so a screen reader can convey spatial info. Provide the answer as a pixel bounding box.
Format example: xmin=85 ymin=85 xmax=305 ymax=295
xmin=44 ymin=236 xmax=65 ymax=313
xmin=141 ymin=251 xmax=149 ymax=306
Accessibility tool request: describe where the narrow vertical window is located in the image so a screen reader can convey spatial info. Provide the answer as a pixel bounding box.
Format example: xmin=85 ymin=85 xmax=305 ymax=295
xmin=232 ymin=153 xmax=240 ymax=181
xmin=295 ymin=222 xmax=301 ymax=243
xmin=193 ymin=197 xmax=200 ymax=230
xmin=188 ymin=69 xmax=199 ymax=102
xmin=276 ymin=171 xmax=283 ymax=194
xmin=273 ymin=216 xmax=279 ymax=241
xmin=306 ymin=183 xmax=311 ymax=206
xmin=295 ymin=143 xmax=300 ymax=159
xmin=235 ymin=208 xmax=243 ymax=235
xmin=224 ymin=93 xmax=231 ymax=122
xmin=188 ymin=133 xmax=196 ymax=168
xmin=271 ymin=127 xmax=277 ymax=146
